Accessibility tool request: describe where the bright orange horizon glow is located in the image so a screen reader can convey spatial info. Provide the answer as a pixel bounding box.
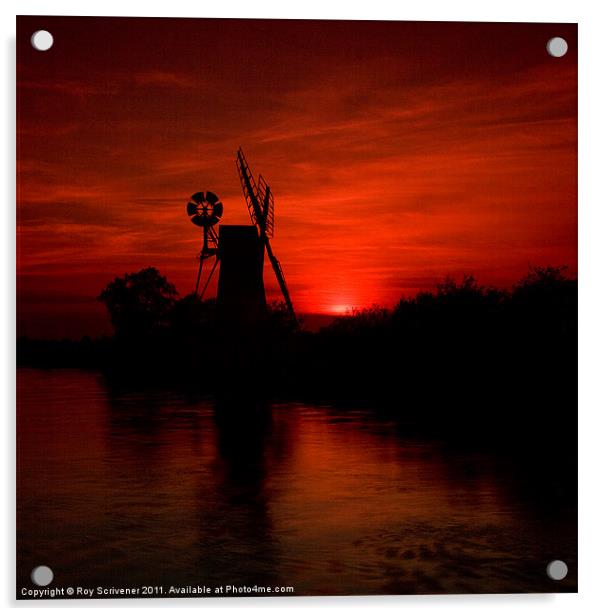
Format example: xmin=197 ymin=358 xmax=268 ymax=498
xmin=17 ymin=18 xmax=577 ymax=338
xmin=330 ymin=305 xmax=355 ymax=316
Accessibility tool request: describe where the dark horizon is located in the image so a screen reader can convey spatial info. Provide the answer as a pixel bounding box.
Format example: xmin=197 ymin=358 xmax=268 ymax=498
xmin=16 ymin=265 xmax=575 ymax=340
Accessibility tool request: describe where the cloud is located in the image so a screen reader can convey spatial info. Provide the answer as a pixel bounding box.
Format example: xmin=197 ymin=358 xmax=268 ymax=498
xmin=133 ymin=71 xmax=196 ymax=88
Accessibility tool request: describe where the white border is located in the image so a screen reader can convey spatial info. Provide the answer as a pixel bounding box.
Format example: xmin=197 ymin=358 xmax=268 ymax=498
xmin=3 ymin=1 xmax=602 ymax=614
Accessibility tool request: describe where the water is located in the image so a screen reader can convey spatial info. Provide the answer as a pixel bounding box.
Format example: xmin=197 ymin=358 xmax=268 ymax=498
xmin=17 ymin=369 xmax=576 ymax=596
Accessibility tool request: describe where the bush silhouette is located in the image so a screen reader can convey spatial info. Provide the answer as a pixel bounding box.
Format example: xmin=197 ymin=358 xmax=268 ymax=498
xmin=168 ymin=294 xmax=217 ymax=340
xmin=98 ymin=267 xmax=178 ymax=340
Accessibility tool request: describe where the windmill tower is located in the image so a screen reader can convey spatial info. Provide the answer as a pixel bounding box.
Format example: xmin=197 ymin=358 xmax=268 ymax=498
xmin=235 ymin=148 xmax=297 ymax=325
xmin=186 ymin=191 xmax=223 ymax=298
xmin=185 ymin=151 xmax=296 ymax=328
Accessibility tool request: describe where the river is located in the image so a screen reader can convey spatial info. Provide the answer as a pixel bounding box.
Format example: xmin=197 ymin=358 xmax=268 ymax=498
xmin=17 ymin=369 xmax=576 ymax=596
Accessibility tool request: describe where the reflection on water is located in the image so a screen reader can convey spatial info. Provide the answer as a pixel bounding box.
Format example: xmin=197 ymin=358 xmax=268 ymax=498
xmin=17 ymin=369 xmax=576 ymax=595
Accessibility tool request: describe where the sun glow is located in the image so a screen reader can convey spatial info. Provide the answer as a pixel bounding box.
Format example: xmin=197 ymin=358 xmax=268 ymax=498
xmin=330 ymin=304 xmax=354 ymax=315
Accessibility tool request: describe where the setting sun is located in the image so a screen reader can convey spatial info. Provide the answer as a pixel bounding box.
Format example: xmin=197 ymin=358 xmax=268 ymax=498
xmin=330 ymin=304 xmax=354 ymax=315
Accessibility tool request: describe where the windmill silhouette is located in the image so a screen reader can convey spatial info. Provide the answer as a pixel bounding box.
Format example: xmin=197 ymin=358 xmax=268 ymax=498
xmin=236 ymin=148 xmax=297 ymax=325
xmin=186 ymin=191 xmax=223 ymax=298
xmin=185 ymin=151 xmax=296 ymax=326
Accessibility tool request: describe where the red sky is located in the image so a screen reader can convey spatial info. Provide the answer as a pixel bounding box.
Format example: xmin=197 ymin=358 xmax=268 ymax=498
xmin=17 ymin=17 xmax=577 ymax=338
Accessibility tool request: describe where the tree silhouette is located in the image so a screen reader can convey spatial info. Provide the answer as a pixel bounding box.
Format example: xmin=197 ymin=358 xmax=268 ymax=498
xmin=98 ymin=267 xmax=178 ymax=339
xmin=511 ymin=265 xmax=576 ymax=336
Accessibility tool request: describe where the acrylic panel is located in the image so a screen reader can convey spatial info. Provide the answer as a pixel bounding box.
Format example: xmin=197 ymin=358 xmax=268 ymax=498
xmin=16 ymin=16 xmax=577 ymax=599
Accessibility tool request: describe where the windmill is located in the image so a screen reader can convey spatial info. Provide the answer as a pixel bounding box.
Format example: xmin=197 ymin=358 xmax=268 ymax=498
xmin=236 ymin=148 xmax=297 ymax=325
xmin=186 ymin=190 xmax=223 ymax=298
